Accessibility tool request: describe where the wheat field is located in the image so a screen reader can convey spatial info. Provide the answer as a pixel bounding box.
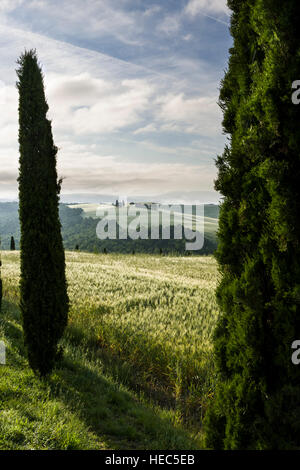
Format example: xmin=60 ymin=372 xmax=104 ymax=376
xmin=2 ymin=250 xmax=220 ymax=420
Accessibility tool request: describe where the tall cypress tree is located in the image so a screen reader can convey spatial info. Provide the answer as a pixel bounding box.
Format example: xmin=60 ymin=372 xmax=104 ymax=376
xmin=205 ymin=0 xmax=300 ymax=449
xmin=10 ymin=236 xmax=15 ymax=251
xmin=17 ymin=50 xmax=69 ymax=376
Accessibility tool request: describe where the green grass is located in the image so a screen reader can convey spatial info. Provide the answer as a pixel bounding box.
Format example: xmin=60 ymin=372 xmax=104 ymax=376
xmin=0 ymin=250 xmax=220 ymax=449
xmin=0 ymin=299 xmax=200 ymax=450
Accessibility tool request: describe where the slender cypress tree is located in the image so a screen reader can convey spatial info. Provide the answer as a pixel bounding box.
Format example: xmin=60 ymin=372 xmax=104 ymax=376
xmin=17 ymin=50 xmax=69 ymax=376
xmin=10 ymin=236 xmax=15 ymax=251
xmin=205 ymin=0 xmax=300 ymax=449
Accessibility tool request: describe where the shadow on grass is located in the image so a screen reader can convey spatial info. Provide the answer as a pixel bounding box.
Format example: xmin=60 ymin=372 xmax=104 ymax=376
xmin=65 ymin=322 xmax=177 ymax=409
xmin=53 ymin=351 xmax=198 ymax=450
xmin=1 ymin=297 xmax=200 ymax=450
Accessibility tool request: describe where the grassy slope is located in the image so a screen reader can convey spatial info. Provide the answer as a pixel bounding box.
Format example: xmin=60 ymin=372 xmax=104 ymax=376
xmin=0 ymin=251 xmax=219 ymax=449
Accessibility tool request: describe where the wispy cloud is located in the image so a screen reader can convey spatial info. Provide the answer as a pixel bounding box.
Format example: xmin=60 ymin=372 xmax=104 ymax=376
xmin=143 ymin=5 xmax=162 ymax=18
xmin=55 ymin=151 xmax=217 ymax=196
xmin=0 ymin=1 xmax=231 ymax=200
xmin=47 ymin=74 xmax=155 ymax=135
xmin=157 ymin=15 xmax=181 ymax=36
xmin=156 ymin=93 xmax=222 ymax=136
xmin=185 ymin=0 xmax=230 ymax=16
xmin=0 ymin=0 xmax=24 ymax=13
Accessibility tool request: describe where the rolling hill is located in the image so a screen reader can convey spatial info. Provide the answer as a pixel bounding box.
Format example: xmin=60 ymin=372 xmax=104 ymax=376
xmin=0 ymin=201 xmax=219 ymax=254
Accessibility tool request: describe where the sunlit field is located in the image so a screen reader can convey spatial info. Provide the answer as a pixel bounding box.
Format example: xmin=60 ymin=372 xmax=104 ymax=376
xmin=1 ymin=250 xmax=220 ymax=449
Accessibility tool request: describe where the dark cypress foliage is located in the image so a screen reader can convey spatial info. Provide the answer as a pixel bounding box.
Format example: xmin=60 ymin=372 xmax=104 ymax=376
xmin=10 ymin=236 xmax=15 ymax=251
xmin=17 ymin=50 xmax=69 ymax=376
xmin=205 ymin=0 xmax=300 ymax=449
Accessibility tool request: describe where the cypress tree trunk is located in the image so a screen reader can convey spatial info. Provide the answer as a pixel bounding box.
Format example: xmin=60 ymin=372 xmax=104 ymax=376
xmin=205 ymin=1 xmax=300 ymax=449
xmin=17 ymin=50 xmax=69 ymax=376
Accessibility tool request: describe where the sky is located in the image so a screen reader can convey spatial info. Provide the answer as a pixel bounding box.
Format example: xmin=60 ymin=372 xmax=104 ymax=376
xmin=0 ymin=0 xmax=232 ymax=203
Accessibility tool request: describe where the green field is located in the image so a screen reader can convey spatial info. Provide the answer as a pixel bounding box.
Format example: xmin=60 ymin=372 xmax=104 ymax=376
xmin=0 ymin=251 xmax=219 ymax=449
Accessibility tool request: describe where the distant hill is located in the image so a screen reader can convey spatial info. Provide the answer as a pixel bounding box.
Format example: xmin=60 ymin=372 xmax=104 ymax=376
xmin=0 ymin=202 xmax=219 ymax=254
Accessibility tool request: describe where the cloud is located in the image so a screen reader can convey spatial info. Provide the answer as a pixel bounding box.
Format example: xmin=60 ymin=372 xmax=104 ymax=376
xmin=72 ymin=80 xmax=154 ymax=134
xmin=143 ymin=5 xmax=162 ymax=17
xmin=133 ymin=123 xmax=158 ymax=135
xmin=0 ymin=170 xmax=18 ymax=184
xmin=157 ymin=15 xmax=181 ymax=36
xmin=0 ymin=3 xmax=229 ymax=200
xmin=24 ymin=0 xmax=143 ymax=46
xmin=185 ymin=0 xmax=230 ymax=16
xmin=0 ymin=21 xmax=223 ymax=141
xmin=0 ymin=83 xmax=18 ymax=148
xmin=47 ymin=75 xmax=155 ymax=135
xmin=156 ymin=93 xmax=222 ymax=135
xmin=0 ymin=0 xmax=24 ymax=13
xmin=46 ymin=73 xmax=112 ymax=105
xmin=28 ymin=0 xmax=49 ymax=7
xmin=56 ymin=152 xmax=217 ymax=195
